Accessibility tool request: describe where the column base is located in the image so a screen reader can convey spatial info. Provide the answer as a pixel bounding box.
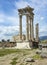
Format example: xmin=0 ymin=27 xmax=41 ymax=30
xmin=19 ymin=39 xmax=22 ymax=42
xmin=25 ymin=39 xmax=29 ymax=42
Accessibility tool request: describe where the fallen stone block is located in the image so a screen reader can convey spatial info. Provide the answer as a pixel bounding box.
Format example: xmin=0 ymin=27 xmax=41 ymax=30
xmin=40 ymin=53 xmax=47 ymax=58
xmin=25 ymin=58 xmax=35 ymax=62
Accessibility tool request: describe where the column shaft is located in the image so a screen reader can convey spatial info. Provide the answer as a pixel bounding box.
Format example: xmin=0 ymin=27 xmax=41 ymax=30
xmin=36 ymin=23 xmax=39 ymax=42
xmin=26 ymin=15 xmax=29 ymax=41
xmin=30 ymin=18 xmax=31 ymax=40
xmin=32 ymin=17 xmax=34 ymax=40
xmin=19 ymin=15 xmax=22 ymax=40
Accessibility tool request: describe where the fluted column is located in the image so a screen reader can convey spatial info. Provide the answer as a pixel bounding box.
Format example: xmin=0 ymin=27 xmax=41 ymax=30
xmin=30 ymin=18 xmax=31 ymax=40
xmin=26 ymin=15 xmax=29 ymax=41
xmin=31 ymin=16 xmax=34 ymax=41
xmin=19 ymin=15 xmax=22 ymax=40
xmin=36 ymin=23 xmax=39 ymax=42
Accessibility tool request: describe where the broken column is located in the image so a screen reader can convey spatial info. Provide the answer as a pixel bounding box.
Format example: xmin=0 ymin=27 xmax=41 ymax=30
xmin=36 ymin=23 xmax=39 ymax=42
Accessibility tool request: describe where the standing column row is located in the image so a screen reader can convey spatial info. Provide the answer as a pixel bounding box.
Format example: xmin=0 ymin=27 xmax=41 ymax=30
xmin=25 ymin=15 xmax=34 ymax=41
xmin=26 ymin=15 xmax=34 ymax=41
xmin=19 ymin=14 xmax=34 ymax=41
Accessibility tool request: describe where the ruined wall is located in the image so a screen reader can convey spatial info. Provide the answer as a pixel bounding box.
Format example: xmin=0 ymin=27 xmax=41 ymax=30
xmin=13 ymin=35 xmax=26 ymax=42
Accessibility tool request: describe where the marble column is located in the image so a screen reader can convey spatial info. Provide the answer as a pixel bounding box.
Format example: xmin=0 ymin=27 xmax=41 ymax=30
xmin=30 ymin=18 xmax=31 ymax=40
xmin=31 ymin=16 xmax=34 ymax=41
xmin=26 ymin=15 xmax=29 ymax=41
xmin=36 ymin=23 xmax=39 ymax=42
xmin=19 ymin=15 xmax=22 ymax=40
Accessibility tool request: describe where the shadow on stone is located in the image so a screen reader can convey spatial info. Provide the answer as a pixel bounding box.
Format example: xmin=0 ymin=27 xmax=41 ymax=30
xmin=29 ymin=40 xmax=39 ymax=49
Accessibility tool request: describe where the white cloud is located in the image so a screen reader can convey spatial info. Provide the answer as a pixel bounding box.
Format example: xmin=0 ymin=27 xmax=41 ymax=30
xmin=29 ymin=0 xmax=47 ymax=7
xmin=40 ymin=17 xmax=44 ymax=20
xmin=0 ymin=18 xmax=4 ymax=22
xmin=39 ymin=32 xmax=47 ymax=37
xmin=0 ymin=12 xmax=19 ymax=25
xmin=0 ymin=0 xmax=47 ymax=40
xmin=0 ymin=24 xmax=26 ymax=40
xmin=0 ymin=25 xmax=19 ymax=40
xmin=0 ymin=13 xmax=6 ymax=22
xmin=7 ymin=16 xmax=18 ymax=23
xmin=39 ymin=26 xmax=47 ymax=33
xmin=39 ymin=26 xmax=47 ymax=36
xmin=0 ymin=26 xmax=19 ymax=34
xmin=0 ymin=34 xmax=12 ymax=41
xmin=15 ymin=0 xmax=29 ymax=9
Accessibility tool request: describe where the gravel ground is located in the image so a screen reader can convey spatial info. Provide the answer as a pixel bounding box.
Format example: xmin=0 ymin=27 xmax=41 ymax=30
xmin=0 ymin=49 xmax=47 ymax=65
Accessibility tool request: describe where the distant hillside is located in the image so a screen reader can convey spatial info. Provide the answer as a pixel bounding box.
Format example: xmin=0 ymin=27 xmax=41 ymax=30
xmin=40 ymin=36 xmax=47 ymax=40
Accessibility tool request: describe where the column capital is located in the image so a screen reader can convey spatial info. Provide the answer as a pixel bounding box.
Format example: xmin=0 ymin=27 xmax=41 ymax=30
xmin=19 ymin=13 xmax=22 ymax=17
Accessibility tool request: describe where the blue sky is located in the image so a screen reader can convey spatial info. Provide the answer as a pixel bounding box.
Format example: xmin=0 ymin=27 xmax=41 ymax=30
xmin=0 ymin=0 xmax=47 ymax=40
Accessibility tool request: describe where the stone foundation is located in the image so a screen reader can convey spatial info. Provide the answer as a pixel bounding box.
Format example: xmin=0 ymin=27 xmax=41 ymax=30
xmin=15 ymin=42 xmax=32 ymax=49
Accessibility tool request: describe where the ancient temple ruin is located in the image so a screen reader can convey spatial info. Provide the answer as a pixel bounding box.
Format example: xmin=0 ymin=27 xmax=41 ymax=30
xmin=18 ymin=6 xmax=39 ymax=42
xmin=18 ymin=6 xmax=34 ymax=41
xmin=12 ymin=6 xmax=39 ymax=48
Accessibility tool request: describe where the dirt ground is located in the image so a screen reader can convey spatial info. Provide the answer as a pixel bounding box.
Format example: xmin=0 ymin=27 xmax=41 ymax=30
xmin=0 ymin=49 xmax=47 ymax=65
